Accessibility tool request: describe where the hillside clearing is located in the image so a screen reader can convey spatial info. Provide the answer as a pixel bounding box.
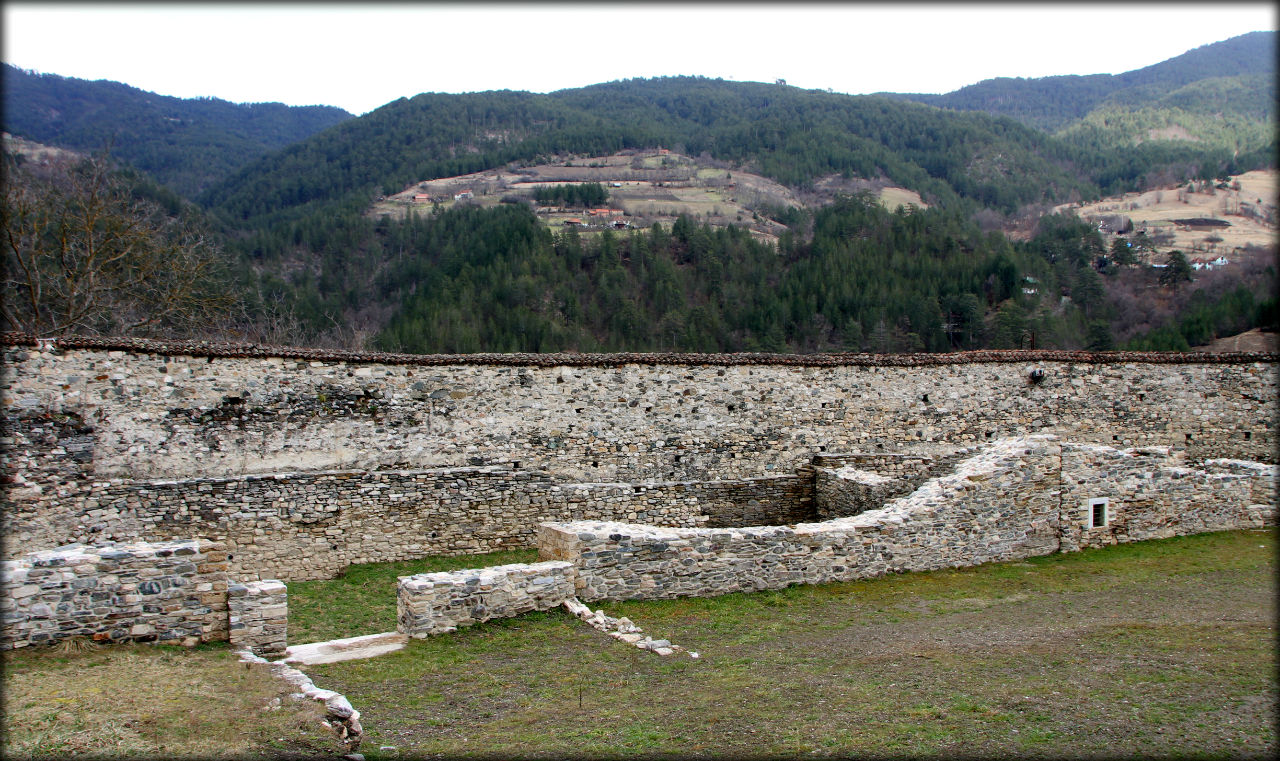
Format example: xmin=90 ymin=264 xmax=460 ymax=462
xmin=369 ymin=150 xmax=926 ymax=242
xmin=1053 ymin=168 xmax=1277 ymax=263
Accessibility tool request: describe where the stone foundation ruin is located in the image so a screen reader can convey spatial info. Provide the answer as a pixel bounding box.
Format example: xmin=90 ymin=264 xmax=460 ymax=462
xmin=2 ymin=334 xmax=1275 ymax=653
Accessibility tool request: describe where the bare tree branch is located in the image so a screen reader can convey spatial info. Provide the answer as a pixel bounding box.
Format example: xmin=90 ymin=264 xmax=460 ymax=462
xmin=2 ymin=150 xmax=236 ymax=337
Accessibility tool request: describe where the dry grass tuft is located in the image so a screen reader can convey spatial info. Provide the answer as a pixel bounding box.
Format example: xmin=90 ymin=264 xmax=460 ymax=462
xmin=53 ymin=636 xmax=100 ymax=655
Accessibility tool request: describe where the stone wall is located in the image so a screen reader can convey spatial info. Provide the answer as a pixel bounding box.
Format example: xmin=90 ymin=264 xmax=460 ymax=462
xmin=228 ymin=580 xmax=288 ymax=658
xmin=1057 ymin=443 xmax=1277 ymax=553
xmin=3 ymin=338 xmax=1274 ymax=583
xmin=2 ymin=464 xmax=808 ymax=581
xmin=397 ymin=561 xmax=575 ymax=637
xmin=0 ymin=539 xmax=230 ymax=649
xmin=538 ymin=436 xmax=1275 ymax=604
xmin=813 ymin=450 xmax=980 ymax=520
xmin=4 ymin=341 xmax=1274 ymax=488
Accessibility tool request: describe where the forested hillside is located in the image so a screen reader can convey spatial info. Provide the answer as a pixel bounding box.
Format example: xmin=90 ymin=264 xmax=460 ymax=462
xmin=1 ymin=65 xmax=353 ymax=197
xmin=887 ymin=31 xmax=1275 ymax=131
xmin=3 ymin=33 xmax=1274 ymax=353
xmin=203 ymin=74 xmax=1240 ymax=230
xmin=372 ymin=197 xmax=1078 ymax=354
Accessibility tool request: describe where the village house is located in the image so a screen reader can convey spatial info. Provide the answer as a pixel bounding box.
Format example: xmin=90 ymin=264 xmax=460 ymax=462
xmin=1190 ymin=255 xmax=1230 ymax=271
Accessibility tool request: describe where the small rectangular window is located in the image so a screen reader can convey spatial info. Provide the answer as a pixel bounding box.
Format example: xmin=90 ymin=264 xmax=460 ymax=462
xmin=1087 ymin=498 xmax=1109 ymax=528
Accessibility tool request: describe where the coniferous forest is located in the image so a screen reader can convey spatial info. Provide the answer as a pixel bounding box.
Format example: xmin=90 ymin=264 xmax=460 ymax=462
xmin=3 ymin=32 xmax=1275 ymax=353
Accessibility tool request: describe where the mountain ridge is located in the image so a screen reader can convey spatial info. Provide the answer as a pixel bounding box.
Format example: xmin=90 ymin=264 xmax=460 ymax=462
xmin=1 ymin=64 xmax=353 ymax=197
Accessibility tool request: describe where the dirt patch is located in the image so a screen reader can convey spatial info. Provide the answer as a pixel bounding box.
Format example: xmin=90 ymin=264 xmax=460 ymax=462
xmin=3 ymin=132 xmax=82 ymax=164
xmin=1192 ymin=328 xmax=1280 ymax=353
xmin=1 ymin=643 xmax=339 ymax=758
xmin=1143 ymin=125 xmax=1199 ymax=143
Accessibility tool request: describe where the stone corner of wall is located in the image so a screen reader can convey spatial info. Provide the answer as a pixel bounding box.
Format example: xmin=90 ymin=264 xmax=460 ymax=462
xmin=228 ymin=578 xmax=288 ymax=658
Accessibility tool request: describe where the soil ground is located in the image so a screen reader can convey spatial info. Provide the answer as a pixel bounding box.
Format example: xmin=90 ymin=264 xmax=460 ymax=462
xmin=1192 ymin=327 xmax=1279 ymax=353
xmin=2 ymin=642 xmax=339 ymax=759
xmin=302 ymin=530 xmax=1276 ymax=759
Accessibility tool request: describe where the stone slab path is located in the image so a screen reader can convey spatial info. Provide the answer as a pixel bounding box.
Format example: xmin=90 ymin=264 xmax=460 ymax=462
xmin=283 ymin=632 xmax=409 ymax=665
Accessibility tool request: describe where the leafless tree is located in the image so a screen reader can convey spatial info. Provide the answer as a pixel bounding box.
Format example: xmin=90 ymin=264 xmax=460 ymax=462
xmin=2 ymin=151 xmax=235 ymax=337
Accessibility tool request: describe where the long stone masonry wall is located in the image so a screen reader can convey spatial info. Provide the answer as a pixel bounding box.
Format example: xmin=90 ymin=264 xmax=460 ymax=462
xmin=3 ymin=338 xmax=1275 ymax=582
xmin=538 ymin=436 xmax=1277 ymax=605
xmin=4 ymin=341 xmax=1274 ymax=488
xmin=2 ymin=464 xmax=808 ymax=581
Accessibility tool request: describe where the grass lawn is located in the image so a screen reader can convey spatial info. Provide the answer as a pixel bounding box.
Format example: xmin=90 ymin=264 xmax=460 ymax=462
xmin=288 ymin=548 xmax=538 ymax=644
xmin=6 ymin=531 xmax=1272 ymax=759
xmin=299 ymin=529 xmax=1276 ymax=759
xmin=1 ymin=642 xmax=338 ymax=759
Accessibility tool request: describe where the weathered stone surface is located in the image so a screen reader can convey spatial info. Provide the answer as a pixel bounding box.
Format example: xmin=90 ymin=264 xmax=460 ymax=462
xmin=0 ymin=539 xmax=228 ymax=649
xmin=2 ymin=343 xmax=1273 ymax=582
xmin=228 ymin=579 xmax=288 ymax=658
xmin=540 ymin=436 xmax=1276 ymax=604
xmin=397 ymin=561 xmax=575 ymax=637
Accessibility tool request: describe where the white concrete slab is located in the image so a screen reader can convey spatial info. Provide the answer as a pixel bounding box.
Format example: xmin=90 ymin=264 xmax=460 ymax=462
xmin=283 ymin=631 xmax=408 ymax=665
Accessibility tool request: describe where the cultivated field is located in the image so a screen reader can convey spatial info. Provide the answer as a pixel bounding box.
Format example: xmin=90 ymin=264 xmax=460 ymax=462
xmin=1054 ymin=169 xmax=1278 ymax=263
xmin=369 ymin=150 xmax=926 ymax=243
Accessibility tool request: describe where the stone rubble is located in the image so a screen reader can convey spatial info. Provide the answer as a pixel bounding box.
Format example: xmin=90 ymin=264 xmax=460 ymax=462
xmin=235 ymin=647 xmax=363 ymax=753
xmin=562 ymin=596 xmax=693 ymax=657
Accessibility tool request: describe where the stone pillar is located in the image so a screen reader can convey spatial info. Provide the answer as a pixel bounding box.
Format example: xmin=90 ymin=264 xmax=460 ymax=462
xmin=228 ymin=580 xmax=288 ymax=658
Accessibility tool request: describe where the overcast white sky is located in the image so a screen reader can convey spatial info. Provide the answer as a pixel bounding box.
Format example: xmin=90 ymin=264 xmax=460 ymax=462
xmin=4 ymin=3 xmax=1275 ymax=115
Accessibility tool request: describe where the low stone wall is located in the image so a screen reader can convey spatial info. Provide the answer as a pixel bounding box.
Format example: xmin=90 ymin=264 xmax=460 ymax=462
xmin=539 ymin=436 xmax=1275 ymax=604
xmin=228 ymin=580 xmax=288 ymax=658
xmin=1058 ymin=444 xmax=1277 ymax=552
xmin=812 ymin=451 xmax=978 ymax=519
xmin=397 ymin=561 xmax=575 ymax=637
xmin=1205 ymin=459 xmax=1279 ymax=510
xmin=541 ymin=437 xmax=1063 ymax=602
xmin=688 ymin=475 xmax=813 ymax=526
xmin=3 ymin=466 xmax=810 ymax=581
xmin=0 ymin=539 xmax=230 ymax=649
xmin=814 ymin=466 xmax=903 ymax=519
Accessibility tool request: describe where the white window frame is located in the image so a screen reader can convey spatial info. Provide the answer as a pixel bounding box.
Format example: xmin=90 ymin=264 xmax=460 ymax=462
xmin=1086 ymin=497 xmax=1109 ymax=529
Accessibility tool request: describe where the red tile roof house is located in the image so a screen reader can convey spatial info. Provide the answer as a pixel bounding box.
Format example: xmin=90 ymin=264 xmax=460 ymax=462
xmin=454 ymin=189 xmax=474 ymax=200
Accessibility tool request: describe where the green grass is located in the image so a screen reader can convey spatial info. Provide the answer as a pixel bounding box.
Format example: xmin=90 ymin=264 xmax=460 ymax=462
xmin=298 ymin=529 xmax=1276 ymax=759
xmin=288 ymin=548 xmax=537 ymax=643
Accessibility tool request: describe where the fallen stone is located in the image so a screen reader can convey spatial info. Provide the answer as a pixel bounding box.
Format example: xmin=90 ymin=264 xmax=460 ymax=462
xmin=326 ymin=695 xmax=356 ymax=719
